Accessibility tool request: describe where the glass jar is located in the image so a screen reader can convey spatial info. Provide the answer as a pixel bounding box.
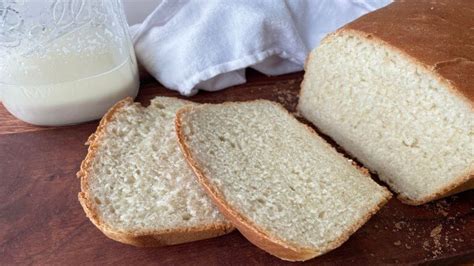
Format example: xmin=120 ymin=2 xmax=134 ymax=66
xmin=0 ymin=0 xmax=139 ymax=126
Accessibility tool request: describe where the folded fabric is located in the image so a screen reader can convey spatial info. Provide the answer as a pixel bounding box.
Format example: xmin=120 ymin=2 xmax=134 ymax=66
xmin=131 ymin=0 xmax=391 ymax=95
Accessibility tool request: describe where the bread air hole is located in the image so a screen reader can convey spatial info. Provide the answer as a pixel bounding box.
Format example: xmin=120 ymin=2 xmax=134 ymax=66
xmin=127 ymin=175 xmax=136 ymax=184
xmin=218 ymin=135 xmax=236 ymax=148
xmin=182 ymin=214 xmax=191 ymax=221
xmin=154 ymin=103 xmax=165 ymax=109
xmin=94 ymin=197 xmax=102 ymax=205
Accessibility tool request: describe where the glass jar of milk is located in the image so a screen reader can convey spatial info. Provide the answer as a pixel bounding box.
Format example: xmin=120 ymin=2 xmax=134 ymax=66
xmin=0 ymin=0 xmax=139 ymax=126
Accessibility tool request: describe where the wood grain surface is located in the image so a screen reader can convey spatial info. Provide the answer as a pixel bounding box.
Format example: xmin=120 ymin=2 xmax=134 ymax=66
xmin=0 ymin=70 xmax=473 ymax=265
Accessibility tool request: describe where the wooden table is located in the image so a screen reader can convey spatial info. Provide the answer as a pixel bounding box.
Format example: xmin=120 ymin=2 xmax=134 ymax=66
xmin=1 ymin=70 xmax=473 ymax=265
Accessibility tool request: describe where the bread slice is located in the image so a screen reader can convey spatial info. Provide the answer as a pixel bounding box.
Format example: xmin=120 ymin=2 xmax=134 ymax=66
xmin=175 ymin=100 xmax=391 ymax=261
xmin=77 ymin=97 xmax=233 ymax=247
xmin=298 ymin=0 xmax=474 ymax=205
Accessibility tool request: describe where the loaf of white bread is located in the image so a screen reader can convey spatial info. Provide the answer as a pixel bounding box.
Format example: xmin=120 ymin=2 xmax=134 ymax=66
xmin=175 ymin=101 xmax=391 ymax=261
xmin=78 ymin=97 xmax=233 ymax=247
xmin=298 ymin=0 xmax=474 ymax=205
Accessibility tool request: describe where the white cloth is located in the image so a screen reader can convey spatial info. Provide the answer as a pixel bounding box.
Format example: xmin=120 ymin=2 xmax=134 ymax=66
xmin=131 ymin=0 xmax=391 ymax=96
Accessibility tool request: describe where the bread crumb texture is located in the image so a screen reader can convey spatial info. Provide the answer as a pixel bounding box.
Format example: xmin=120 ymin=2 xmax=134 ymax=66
xmin=178 ymin=101 xmax=390 ymax=254
xmin=299 ymin=32 xmax=473 ymax=204
xmin=85 ymin=97 xmax=227 ymax=232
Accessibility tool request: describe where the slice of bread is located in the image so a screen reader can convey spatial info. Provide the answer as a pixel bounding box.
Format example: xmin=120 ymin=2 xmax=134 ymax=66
xmin=78 ymin=97 xmax=233 ymax=247
xmin=175 ymin=100 xmax=391 ymax=261
xmin=298 ymin=1 xmax=474 ymax=205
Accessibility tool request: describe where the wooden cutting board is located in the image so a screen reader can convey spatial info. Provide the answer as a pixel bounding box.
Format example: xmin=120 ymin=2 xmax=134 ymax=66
xmin=1 ymin=70 xmax=473 ymax=265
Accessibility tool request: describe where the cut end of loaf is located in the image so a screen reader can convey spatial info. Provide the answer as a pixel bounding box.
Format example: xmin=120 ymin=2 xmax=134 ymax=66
xmin=175 ymin=100 xmax=391 ymax=261
xmin=299 ymin=30 xmax=474 ymax=205
xmin=78 ymin=97 xmax=233 ymax=247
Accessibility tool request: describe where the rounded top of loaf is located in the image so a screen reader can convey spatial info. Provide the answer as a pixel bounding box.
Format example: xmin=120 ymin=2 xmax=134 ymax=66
xmin=343 ymin=0 xmax=473 ymax=103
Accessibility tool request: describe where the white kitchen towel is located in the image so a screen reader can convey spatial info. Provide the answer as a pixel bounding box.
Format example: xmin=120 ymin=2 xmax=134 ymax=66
xmin=131 ymin=0 xmax=391 ymax=96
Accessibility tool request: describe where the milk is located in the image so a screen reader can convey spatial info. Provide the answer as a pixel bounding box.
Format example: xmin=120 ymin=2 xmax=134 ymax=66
xmin=0 ymin=24 xmax=139 ymax=126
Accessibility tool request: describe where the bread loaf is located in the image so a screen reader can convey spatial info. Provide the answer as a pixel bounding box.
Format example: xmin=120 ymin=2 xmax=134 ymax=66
xmin=298 ymin=0 xmax=474 ymax=205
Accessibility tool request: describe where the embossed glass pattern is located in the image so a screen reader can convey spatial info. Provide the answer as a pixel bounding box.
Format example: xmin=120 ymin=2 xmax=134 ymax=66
xmin=0 ymin=0 xmax=139 ymax=126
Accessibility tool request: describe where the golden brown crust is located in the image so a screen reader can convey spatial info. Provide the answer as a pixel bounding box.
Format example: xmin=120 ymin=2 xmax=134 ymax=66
xmin=343 ymin=0 xmax=474 ymax=104
xmin=77 ymin=97 xmax=233 ymax=247
xmin=175 ymin=101 xmax=391 ymax=261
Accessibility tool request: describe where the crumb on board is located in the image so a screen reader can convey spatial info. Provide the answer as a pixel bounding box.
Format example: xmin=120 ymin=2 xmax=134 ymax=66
xmin=389 ymin=198 xmax=468 ymax=261
xmin=422 ymin=224 xmax=444 ymax=258
xmin=434 ymin=200 xmax=450 ymax=217
xmin=393 ymin=221 xmax=406 ymax=232
xmin=430 ymin=224 xmax=443 ymax=238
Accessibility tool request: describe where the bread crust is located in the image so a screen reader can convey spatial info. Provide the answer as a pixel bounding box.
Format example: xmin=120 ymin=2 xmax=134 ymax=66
xmin=77 ymin=97 xmax=233 ymax=247
xmin=344 ymin=0 xmax=474 ymax=104
xmin=175 ymin=101 xmax=391 ymax=261
xmin=299 ymin=1 xmax=474 ymax=205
